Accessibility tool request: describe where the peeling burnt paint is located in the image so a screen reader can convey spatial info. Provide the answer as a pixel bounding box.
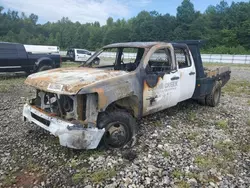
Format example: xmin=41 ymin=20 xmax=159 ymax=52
xmin=25 ymin=67 xmax=129 ymax=95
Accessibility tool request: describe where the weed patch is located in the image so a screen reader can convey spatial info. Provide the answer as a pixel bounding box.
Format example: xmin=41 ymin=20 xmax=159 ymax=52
xmin=216 ymin=120 xmax=228 ymax=129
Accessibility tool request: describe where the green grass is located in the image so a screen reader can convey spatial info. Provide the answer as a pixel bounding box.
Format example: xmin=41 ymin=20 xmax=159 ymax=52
xmin=203 ymin=62 xmax=250 ymax=68
xmin=187 ymin=132 xmax=199 ymax=141
xmin=194 ymin=155 xmax=213 ymax=168
xmin=172 ymin=169 xmax=183 ymax=179
xmin=187 ymin=111 xmax=196 ymax=122
xmin=214 ymin=140 xmax=235 ymax=160
xmin=2 ymin=172 xmax=16 ymax=187
xmin=89 ymin=168 xmax=116 ymax=183
xmin=175 ymin=181 xmax=190 ymax=188
xmin=194 ymin=154 xmax=234 ymax=173
xmin=223 ymin=80 xmax=250 ymax=96
xmin=67 ymin=159 xmax=78 ymax=168
xmin=247 ymin=119 xmax=250 ymax=126
xmin=72 ymin=167 xmax=88 ymax=183
xmin=0 ymin=77 xmax=26 ymax=92
xmin=152 ymin=120 xmax=162 ymax=127
xmin=62 ymin=62 xmax=80 ymax=68
xmin=72 ymin=168 xmax=116 ymax=184
xmin=163 ymin=151 xmax=170 ymax=158
xmin=216 ymin=120 xmax=228 ymax=129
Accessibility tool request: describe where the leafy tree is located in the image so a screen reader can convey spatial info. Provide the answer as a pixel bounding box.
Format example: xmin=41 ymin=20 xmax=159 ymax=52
xmin=0 ymin=0 xmax=250 ymax=54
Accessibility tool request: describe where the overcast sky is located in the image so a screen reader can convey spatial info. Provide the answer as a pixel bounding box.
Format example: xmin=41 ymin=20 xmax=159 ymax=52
xmin=0 ymin=0 xmax=248 ymax=25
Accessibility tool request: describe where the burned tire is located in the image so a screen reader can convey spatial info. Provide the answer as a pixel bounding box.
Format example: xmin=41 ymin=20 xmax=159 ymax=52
xmin=97 ymin=111 xmax=136 ymax=149
xmin=206 ymin=81 xmax=222 ymax=107
xmin=38 ymin=65 xmax=52 ymax=72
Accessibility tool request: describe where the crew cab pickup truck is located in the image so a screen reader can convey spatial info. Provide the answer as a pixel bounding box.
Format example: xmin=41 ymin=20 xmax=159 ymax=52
xmin=61 ymin=48 xmax=100 ymax=64
xmin=23 ymin=41 xmax=231 ymax=150
xmin=0 ymin=42 xmax=61 ymax=73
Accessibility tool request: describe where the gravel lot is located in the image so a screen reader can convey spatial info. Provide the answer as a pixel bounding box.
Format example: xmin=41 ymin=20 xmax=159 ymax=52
xmin=0 ymin=65 xmax=250 ymax=187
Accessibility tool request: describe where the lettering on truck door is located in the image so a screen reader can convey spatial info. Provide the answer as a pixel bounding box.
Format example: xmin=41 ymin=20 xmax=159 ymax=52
xmin=143 ymin=44 xmax=180 ymax=116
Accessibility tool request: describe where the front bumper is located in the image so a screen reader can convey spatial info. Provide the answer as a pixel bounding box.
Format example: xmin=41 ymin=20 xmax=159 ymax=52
xmin=23 ymin=104 xmax=105 ymax=149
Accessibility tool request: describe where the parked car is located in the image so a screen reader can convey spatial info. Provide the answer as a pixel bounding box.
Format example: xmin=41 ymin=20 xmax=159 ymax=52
xmin=61 ymin=48 xmax=100 ymax=64
xmin=0 ymin=42 xmax=61 ymax=74
xmin=23 ymin=41 xmax=231 ymax=150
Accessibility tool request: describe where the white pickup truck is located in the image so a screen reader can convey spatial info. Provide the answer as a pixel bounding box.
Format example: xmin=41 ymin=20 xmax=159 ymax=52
xmin=61 ymin=48 xmax=100 ymax=64
xmin=23 ymin=41 xmax=231 ymax=149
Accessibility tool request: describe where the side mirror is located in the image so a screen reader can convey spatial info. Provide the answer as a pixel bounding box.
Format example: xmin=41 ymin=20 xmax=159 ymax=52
xmin=88 ymin=52 xmax=92 ymax=55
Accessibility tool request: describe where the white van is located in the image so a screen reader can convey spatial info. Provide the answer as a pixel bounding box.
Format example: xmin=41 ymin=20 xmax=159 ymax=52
xmin=24 ymin=45 xmax=60 ymax=54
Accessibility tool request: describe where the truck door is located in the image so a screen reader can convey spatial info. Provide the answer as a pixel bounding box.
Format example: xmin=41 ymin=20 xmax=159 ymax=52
xmin=75 ymin=50 xmax=89 ymax=62
xmin=143 ymin=45 xmax=180 ymax=116
xmin=174 ymin=47 xmax=196 ymax=102
xmin=0 ymin=43 xmax=20 ymax=68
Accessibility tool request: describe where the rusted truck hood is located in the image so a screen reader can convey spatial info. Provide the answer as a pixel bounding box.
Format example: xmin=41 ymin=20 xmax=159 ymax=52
xmin=25 ymin=67 xmax=129 ymax=94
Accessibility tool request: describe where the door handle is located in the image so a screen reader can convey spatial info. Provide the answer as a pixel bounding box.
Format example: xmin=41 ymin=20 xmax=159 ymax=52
xmin=189 ymin=72 xmax=196 ymax=75
xmin=171 ymin=76 xmax=180 ymax=80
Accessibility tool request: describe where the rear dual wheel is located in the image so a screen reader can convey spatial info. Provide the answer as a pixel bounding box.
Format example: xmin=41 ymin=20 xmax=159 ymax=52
xmin=198 ymin=81 xmax=222 ymax=107
xmin=206 ymin=81 xmax=222 ymax=107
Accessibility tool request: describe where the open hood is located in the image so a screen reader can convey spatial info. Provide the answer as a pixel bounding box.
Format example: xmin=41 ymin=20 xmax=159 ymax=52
xmin=25 ymin=67 xmax=128 ymax=94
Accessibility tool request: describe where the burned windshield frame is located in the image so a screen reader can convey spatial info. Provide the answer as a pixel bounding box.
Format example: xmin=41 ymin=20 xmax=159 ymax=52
xmin=82 ymin=47 xmax=145 ymax=72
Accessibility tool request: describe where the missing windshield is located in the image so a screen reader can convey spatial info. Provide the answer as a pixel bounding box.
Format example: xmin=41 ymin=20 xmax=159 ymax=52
xmin=85 ymin=47 xmax=145 ymax=72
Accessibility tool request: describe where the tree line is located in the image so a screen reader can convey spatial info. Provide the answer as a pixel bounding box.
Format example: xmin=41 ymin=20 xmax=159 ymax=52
xmin=0 ymin=0 xmax=250 ymax=54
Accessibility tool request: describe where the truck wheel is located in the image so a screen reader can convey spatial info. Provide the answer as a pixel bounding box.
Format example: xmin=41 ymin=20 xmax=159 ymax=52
xmin=38 ymin=65 xmax=52 ymax=72
xmin=97 ymin=110 xmax=136 ymax=149
xmin=93 ymin=58 xmax=100 ymax=65
xmin=206 ymin=81 xmax=222 ymax=107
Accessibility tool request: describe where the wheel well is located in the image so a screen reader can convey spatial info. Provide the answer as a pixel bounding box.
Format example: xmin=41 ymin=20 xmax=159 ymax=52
xmin=38 ymin=60 xmax=53 ymax=68
xmin=105 ymin=96 xmax=139 ymax=118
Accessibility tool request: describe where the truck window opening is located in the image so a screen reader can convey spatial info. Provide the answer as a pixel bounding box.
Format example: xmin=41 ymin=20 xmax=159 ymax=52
xmin=148 ymin=48 xmax=172 ymax=73
xmin=89 ymin=47 xmax=144 ymax=72
xmin=175 ymin=48 xmax=191 ymax=69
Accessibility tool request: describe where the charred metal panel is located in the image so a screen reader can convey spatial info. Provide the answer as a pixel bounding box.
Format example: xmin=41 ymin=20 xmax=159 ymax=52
xmin=25 ymin=67 xmax=130 ymax=95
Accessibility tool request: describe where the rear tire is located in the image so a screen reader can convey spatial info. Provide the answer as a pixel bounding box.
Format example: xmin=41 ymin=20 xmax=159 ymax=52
xmin=97 ymin=110 xmax=136 ymax=149
xmin=38 ymin=65 xmax=52 ymax=72
xmin=206 ymin=81 xmax=222 ymax=107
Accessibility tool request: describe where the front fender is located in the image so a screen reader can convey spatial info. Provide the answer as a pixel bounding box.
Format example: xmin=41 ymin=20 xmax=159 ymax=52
xmin=78 ymin=74 xmax=141 ymax=112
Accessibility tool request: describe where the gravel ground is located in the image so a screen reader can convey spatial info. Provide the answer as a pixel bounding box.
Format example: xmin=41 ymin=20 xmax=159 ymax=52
xmin=0 ymin=66 xmax=250 ymax=188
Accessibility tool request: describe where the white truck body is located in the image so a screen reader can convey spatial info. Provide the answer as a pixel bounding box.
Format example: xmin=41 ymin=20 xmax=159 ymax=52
xmin=24 ymin=45 xmax=60 ymax=54
xmin=74 ymin=49 xmax=92 ymax=62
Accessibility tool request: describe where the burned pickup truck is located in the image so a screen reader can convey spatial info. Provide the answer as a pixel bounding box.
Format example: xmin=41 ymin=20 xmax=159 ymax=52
xmin=23 ymin=41 xmax=231 ymax=149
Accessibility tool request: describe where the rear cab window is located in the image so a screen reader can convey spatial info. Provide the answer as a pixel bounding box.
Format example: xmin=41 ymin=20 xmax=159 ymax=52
xmin=174 ymin=48 xmax=191 ymax=69
xmin=0 ymin=43 xmax=18 ymax=58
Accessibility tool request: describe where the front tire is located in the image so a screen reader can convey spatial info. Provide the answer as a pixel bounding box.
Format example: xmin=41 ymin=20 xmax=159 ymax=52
xmin=206 ymin=81 xmax=222 ymax=107
xmin=97 ymin=110 xmax=136 ymax=149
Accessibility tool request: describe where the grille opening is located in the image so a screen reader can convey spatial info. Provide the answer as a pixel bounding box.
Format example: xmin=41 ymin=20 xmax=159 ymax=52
xmin=31 ymin=112 xmax=50 ymax=126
